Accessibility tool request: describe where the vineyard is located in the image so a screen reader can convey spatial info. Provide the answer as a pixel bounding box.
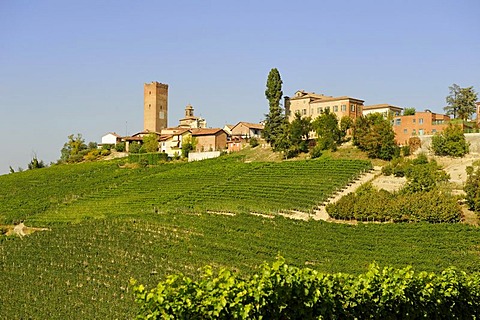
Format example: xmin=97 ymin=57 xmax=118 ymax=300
xmin=1 ymin=155 xmax=480 ymax=318
xmin=0 ymin=155 xmax=372 ymax=224
xmin=2 ymin=216 xmax=480 ymax=319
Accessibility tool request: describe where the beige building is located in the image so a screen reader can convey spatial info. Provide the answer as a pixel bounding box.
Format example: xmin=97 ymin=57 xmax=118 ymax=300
xmin=285 ymin=90 xmax=364 ymax=122
xmin=362 ymin=104 xmax=403 ymax=119
xmin=230 ymin=122 xmax=264 ymax=139
xmin=178 ymin=104 xmax=207 ymax=129
xmin=191 ymin=128 xmax=227 ymax=152
xmin=144 ymin=81 xmax=168 ymax=132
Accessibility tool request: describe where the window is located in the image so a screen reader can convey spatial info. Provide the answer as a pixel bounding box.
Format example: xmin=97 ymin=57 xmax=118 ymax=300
xmin=148 ymin=104 xmax=151 ymax=109
xmin=341 ymin=104 xmax=347 ymax=111
xmin=412 ymin=129 xmax=416 ymax=135
xmin=159 ymin=111 xmax=165 ymax=119
xmin=333 ymin=105 xmax=338 ymax=112
xmin=432 ymin=129 xmax=437 ymax=133
xmin=412 ymin=119 xmax=416 ymax=123
xmin=317 ymin=107 xmax=323 ymax=114
xmin=419 ymin=118 xmax=424 ymax=124
xmin=351 ymin=104 xmax=355 ymax=112
xmin=419 ymin=129 xmax=424 ymax=135
xmin=403 ymin=129 xmax=408 ymax=134
xmin=325 ymin=106 xmax=330 ymax=112
xmin=395 ymin=119 xmax=401 ymax=126
xmin=302 ymin=109 xmax=307 ymax=115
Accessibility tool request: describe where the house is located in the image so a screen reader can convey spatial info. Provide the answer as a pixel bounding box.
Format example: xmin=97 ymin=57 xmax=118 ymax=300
xmin=362 ymin=104 xmax=403 ymax=119
xmin=223 ymin=124 xmax=234 ymax=136
xmin=284 ymin=90 xmax=364 ymax=122
xmin=230 ymin=122 xmax=264 ymax=139
xmin=122 ymin=130 xmax=163 ymax=152
xmin=100 ymin=132 xmax=121 ymax=146
xmin=190 ymin=128 xmax=227 ymax=152
xmin=158 ymin=128 xmax=192 ymax=157
xmin=392 ymin=111 xmax=450 ymax=145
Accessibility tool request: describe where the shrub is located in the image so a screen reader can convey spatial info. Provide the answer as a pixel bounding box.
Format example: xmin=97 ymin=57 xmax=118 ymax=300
xmin=309 ymin=145 xmax=323 ymax=159
xmin=115 ymin=142 xmax=126 ymax=152
xmin=129 ymin=142 xmax=142 ymax=154
xmin=249 ymin=137 xmax=259 ymax=148
xmin=465 ymin=165 xmax=480 ymax=213
xmin=431 ymin=123 xmax=469 ymax=157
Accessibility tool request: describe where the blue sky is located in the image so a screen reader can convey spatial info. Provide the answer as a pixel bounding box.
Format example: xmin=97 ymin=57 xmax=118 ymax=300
xmin=1 ymin=0 xmax=479 ymax=174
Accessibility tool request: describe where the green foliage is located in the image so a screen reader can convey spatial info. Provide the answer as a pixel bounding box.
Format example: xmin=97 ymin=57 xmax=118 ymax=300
xmin=28 ymin=156 xmax=45 ymax=170
xmin=353 ymin=114 xmax=399 ymax=160
xmin=279 ymin=112 xmax=311 ymax=157
xmin=263 ymin=68 xmax=286 ymax=150
xmin=327 ymin=187 xmax=461 ymax=223
xmin=133 ymin=258 xmax=480 ymax=319
xmin=444 ymin=83 xmax=478 ymax=120
xmin=129 ymin=142 xmax=142 ymax=154
xmin=312 ymin=110 xmax=342 ymax=151
xmin=403 ymin=107 xmax=416 ymax=115
xmin=128 ymin=152 xmax=169 ymax=166
xmin=143 ymin=133 xmax=159 ymax=153
xmin=181 ymin=135 xmax=197 ymax=158
xmin=465 ymin=164 xmax=480 ymax=213
xmin=249 ymin=137 xmax=259 ymax=148
xmin=115 ymin=141 xmax=126 ymax=152
xmin=381 ymin=154 xmax=449 ymax=193
xmin=60 ymin=133 xmax=88 ymax=163
xmin=431 ymin=123 xmax=469 ymax=157
xmin=309 ymin=145 xmax=323 ymax=159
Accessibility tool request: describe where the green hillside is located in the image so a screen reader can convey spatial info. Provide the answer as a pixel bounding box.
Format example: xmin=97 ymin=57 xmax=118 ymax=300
xmin=0 ymin=154 xmax=372 ymax=224
xmin=1 ymin=155 xmax=480 ymax=319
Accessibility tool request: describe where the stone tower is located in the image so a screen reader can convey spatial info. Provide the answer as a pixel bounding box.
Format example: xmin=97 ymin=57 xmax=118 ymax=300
xmin=144 ymin=81 xmax=168 ymax=132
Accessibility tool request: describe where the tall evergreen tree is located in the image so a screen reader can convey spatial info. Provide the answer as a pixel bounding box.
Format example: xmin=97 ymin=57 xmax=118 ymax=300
xmin=263 ymin=68 xmax=285 ymax=151
xmin=444 ymin=84 xmax=478 ymax=120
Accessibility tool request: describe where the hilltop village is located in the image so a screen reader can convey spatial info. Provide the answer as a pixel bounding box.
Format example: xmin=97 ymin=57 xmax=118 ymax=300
xmin=101 ymin=81 xmax=480 ymax=160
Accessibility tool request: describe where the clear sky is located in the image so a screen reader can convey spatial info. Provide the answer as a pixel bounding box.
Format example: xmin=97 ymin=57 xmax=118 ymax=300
xmin=1 ymin=0 xmax=479 ymax=174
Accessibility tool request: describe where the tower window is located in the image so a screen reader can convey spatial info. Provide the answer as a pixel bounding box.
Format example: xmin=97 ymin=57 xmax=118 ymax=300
xmin=149 ymin=91 xmax=151 ymax=95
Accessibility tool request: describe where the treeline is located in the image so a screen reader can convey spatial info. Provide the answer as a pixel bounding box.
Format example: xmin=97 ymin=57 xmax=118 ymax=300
xmin=327 ymin=154 xmax=461 ymax=223
xmin=132 ymin=258 xmax=480 ymax=319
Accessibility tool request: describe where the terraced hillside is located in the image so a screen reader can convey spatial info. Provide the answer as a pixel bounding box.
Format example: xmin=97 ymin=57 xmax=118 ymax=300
xmin=0 ymin=155 xmax=372 ymax=224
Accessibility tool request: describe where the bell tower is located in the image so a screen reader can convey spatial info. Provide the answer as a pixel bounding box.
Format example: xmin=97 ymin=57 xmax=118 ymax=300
xmin=144 ymin=81 xmax=168 ymax=132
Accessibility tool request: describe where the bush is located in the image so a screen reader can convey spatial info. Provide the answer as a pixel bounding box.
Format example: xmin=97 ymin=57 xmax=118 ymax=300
xmin=115 ymin=142 xmax=126 ymax=152
xmin=310 ymin=145 xmax=323 ymax=159
xmin=465 ymin=165 xmax=480 ymax=213
xmin=249 ymin=137 xmax=259 ymax=148
xmin=129 ymin=142 xmax=142 ymax=154
xmin=431 ymin=123 xmax=469 ymax=157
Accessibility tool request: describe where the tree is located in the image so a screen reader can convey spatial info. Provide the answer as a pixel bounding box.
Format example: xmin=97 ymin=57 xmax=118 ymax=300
xmin=181 ymin=135 xmax=197 ymax=158
xmin=353 ymin=113 xmax=399 ymax=160
xmin=312 ymin=110 xmax=342 ymax=151
xmin=431 ymin=123 xmax=469 ymax=157
xmin=9 ymin=166 xmax=14 ymax=174
xmin=403 ymin=107 xmax=416 ymax=116
xmin=444 ymin=84 xmax=478 ymax=120
xmin=263 ymin=68 xmax=286 ymax=151
xmin=60 ymin=133 xmax=88 ymax=163
xmin=143 ymin=133 xmax=159 ymax=153
xmin=288 ymin=113 xmax=311 ymax=154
